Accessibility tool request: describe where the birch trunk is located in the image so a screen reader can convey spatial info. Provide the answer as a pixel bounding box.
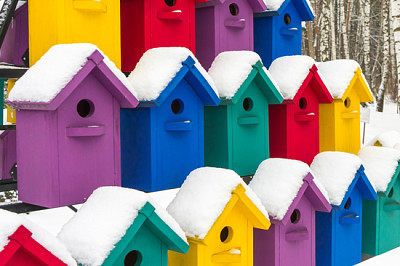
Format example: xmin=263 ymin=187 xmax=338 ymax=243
xmin=320 ymin=0 xmax=331 ymax=61
xmin=392 ymin=0 xmax=400 ymax=110
xmin=377 ymin=0 xmax=390 ymax=112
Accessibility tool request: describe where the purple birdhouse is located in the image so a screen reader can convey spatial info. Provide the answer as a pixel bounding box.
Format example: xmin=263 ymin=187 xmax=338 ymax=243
xmin=195 ymin=0 xmax=267 ymax=69
xmin=6 ymin=44 xmax=138 ymax=208
xmin=249 ymin=158 xmax=331 ymax=266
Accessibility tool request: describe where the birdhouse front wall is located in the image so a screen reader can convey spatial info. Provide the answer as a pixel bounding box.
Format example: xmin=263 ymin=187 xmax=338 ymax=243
xmin=196 ymin=0 xmax=254 ymax=69
xmin=320 ymin=88 xmax=361 ymax=154
xmin=17 ymin=74 xmax=121 ymax=208
xmin=121 ymin=79 xmax=204 ymax=192
xmin=29 ymin=0 xmax=121 ymax=67
xmin=121 ymin=0 xmax=196 ymax=72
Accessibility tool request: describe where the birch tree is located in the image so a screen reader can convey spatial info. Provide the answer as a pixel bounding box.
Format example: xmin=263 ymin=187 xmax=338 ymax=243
xmin=392 ymin=0 xmax=400 ymax=109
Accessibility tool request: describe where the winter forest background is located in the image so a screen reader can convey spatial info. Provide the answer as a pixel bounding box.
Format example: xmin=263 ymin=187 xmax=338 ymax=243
xmin=302 ymin=0 xmax=399 ymax=112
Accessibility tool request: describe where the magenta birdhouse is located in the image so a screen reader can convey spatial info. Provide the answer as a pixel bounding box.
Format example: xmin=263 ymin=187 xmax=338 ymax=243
xmin=195 ymin=0 xmax=267 ymax=69
xmin=6 ymin=44 xmax=138 ymax=208
xmin=249 ymin=158 xmax=331 ymax=266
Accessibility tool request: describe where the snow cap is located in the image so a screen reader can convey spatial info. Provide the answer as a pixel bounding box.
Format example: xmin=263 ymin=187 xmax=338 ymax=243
xmin=0 ymin=210 xmax=76 ymax=265
xmin=128 ymin=47 xmax=217 ymax=101
xmin=318 ymin=60 xmax=364 ymax=98
xmin=367 ymin=130 xmax=400 ymax=148
xmin=263 ymin=0 xmax=314 ymax=17
xmin=167 ymin=167 xmax=268 ymax=240
xmin=358 ymin=146 xmax=400 ymax=192
xmin=58 ymin=187 xmax=186 ymax=266
xmin=269 ymin=55 xmax=315 ymax=100
xmin=208 ymin=51 xmax=280 ymax=99
xmin=8 ymin=43 xmax=135 ymax=103
xmin=310 ymin=152 xmax=363 ymax=206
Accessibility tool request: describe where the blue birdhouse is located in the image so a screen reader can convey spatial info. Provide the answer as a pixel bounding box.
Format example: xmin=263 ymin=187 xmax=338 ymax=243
xmin=121 ymin=48 xmax=220 ymax=192
xmin=311 ymin=152 xmax=377 ymax=266
xmin=254 ymin=0 xmax=314 ymax=67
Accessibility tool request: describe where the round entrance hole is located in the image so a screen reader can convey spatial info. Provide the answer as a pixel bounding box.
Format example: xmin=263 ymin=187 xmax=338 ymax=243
xmin=220 ymin=226 xmax=233 ymax=243
xmin=164 ymin=0 xmax=176 ymax=7
xmin=290 ymin=209 xmax=301 ymax=224
xmin=299 ymin=97 xmax=307 ymax=110
xmin=243 ymin=97 xmax=253 ymax=111
xmin=124 ymin=250 xmax=142 ymax=266
xmin=344 ymin=198 xmax=351 ymax=210
xmin=389 ymin=188 xmax=394 ymax=198
xmin=229 ymin=3 xmax=239 ymax=16
xmin=344 ymin=97 xmax=351 ymax=108
xmin=171 ymin=99 xmax=184 ymax=115
xmin=77 ymin=99 xmax=94 ymax=118
xmin=284 ymin=14 xmax=291 ymax=25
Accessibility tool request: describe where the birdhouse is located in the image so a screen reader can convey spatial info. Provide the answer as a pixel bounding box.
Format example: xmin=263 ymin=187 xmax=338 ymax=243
xmin=318 ymin=60 xmax=373 ymax=155
xmin=6 ymin=44 xmax=139 ymax=208
xmin=249 ymin=158 xmax=331 ymax=266
xmin=204 ymin=51 xmax=283 ymax=176
xmin=121 ymin=48 xmax=220 ymax=192
xmin=268 ymin=56 xmax=333 ymax=165
xmin=168 ymin=167 xmax=271 ymax=266
xmin=254 ymin=0 xmax=314 ymax=68
xmin=58 ymin=187 xmax=188 ymax=266
xmin=120 ymin=0 xmax=207 ymax=72
xmin=0 ymin=210 xmax=76 ymax=266
xmin=28 ymin=0 xmax=121 ymax=68
xmin=195 ymin=0 xmax=267 ymax=69
xmin=0 ymin=2 xmax=28 ymax=66
xmin=358 ymin=146 xmax=400 ymax=256
xmin=0 ymin=129 xmax=16 ymax=181
xmin=311 ymin=152 xmax=377 ymax=266
xmin=366 ymin=130 xmax=400 ymax=148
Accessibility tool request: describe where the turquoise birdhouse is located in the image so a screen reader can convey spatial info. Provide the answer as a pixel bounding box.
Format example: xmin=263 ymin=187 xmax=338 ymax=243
xmin=204 ymin=51 xmax=283 ymax=177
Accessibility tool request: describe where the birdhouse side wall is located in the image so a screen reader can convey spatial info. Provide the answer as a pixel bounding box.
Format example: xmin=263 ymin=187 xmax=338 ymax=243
xmin=195 ymin=6 xmax=217 ymax=70
xmin=254 ymin=225 xmax=278 ymax=266
xmin=319 ymin=101 xmax=336 ymax=153
xmin=169 ymin=241 xmax=205 ymax=266
xmin=0 ymin=130 xmax=16 ymax=181
xmin=362 ymin=197 xmax=379 ymax=256
xmin=254 ymin=15 xmax=275 ymax=68
xmin=315 ymin=210 xmax=334 ymax=266
xmin=269 ymin=103 xmax=289 ymax=159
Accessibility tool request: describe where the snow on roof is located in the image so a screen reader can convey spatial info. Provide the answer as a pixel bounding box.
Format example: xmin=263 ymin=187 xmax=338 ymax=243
xmin=310 ymin=152 xmax=363 ymax=206
xmin=249 ymin=158 xmax=316 ymax=220
xmin=367 ymin=130 xmax=400 ymax=148
xmin=263 ymin=0 xmax=314 ymax=14
xmin=167 ymin=167 xmax=268 ymax=239
xmin=208 ymin=51 xmax=280 ymax=99
xmin=128 ymin=47 xmax=217 ymax=102
xmin=57 ymin=187 xmax=186 ymax=266
xmin=358 ymin=146 xmax=400 ymax=192
xmin=7 ymin=43 xmax=136 ymax=103
xmin=317 ymin=60 xmax=362 ymax=98
xmin=268 ymin=55 xmax=315 ymax=100
xmin=0 ymin=210 xmax=76 ymax=265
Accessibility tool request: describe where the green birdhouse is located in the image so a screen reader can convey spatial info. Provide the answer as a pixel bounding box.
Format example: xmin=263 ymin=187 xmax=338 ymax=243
xmin=204 ymin=51 xmax=283 ymax=177
xmin=358 ymin=146 xmax=400 ymax=256
xmin=58 ymin=187 xmax=189 ymax=266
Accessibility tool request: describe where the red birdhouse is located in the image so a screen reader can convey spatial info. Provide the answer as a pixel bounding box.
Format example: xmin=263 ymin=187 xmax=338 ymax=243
xmin=268 ymin=56 xmax=333 ymax=165
xmin=120 ymin=0 xmax=207 ymax=72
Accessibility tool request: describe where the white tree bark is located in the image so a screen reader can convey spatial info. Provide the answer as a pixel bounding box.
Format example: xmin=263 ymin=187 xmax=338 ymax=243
xmin=377 ymin=0 xmax=390 ymax=112
xmin=362 ymin=0 xmax=371 ymax=80
xmin=392 ymin=0 xmax=400 ymax=109
xmin=320 ymin=0 xmax=331 ymax=61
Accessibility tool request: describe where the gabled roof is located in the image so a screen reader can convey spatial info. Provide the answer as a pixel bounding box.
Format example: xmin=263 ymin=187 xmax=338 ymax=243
xmin=311 ymin=152 xmax=376 ymax=207
xmin=254 ymin=0 xmax=314 ymax=21
xmin=196 ymin=0 xmax=267 ymax=12
xmin=0 ymin=210 xmax=76 ymax=265
xmin=7 ymin=43 xmax=138 ymax=110
xmin=167 ymin=167 xmax=270 ymax=241
xmin=249 ymin=158 xmax=331 ymax=224
xmin=269 ymin=55 xmax=332 ymax=103
xmin=57 ymin=187 xmax=187 ymax=266
xmin=367 ymin=130 xmax=400 ymax=148
xmin=208 ymin=51 xmax=283 ymax=105
xmin=318 ymin=60 xmax=373 ymax=102
xmin=128 ymin=47 xmax=220 ymax=107
xmin=359 ymin=146 xmax=400 ymax=195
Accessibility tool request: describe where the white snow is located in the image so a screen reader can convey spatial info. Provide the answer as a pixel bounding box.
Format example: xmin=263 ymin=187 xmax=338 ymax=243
xmin=249 ymin=158 xmax=312 ymax=221
xmin=167 ymin=167 xmax=268 ymax=239
xmin=357 ymin=247 xmax=400 ymax=265
xmin=317 ymin=60 xmax=363 ymax=98
xmin=0 ymin=209 xmax=76 ymax=265
xmin=310 ymin=152 xmax=364 ymax=206
xmin=57 ymin=186 xmax=186 ymax=266
xmin=263 ymin=0 xmax=314 ymax=15
xmin=208 ymin=51 xmax=280 ymax=99
xmin=366 ymin=130 xmax=400 ymax=148
xmin=358 ymin=146 xmax=400 ymax=192
xmin=7 ymin=43 xmax=136 ymax=103
xmin=268 ymin=55 xmax=316 ymax=100
xmin=128 ymin=47 xmax=217 ymax=102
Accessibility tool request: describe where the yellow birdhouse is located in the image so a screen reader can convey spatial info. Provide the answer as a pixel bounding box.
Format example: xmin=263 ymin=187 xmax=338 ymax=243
xmin=28 ymin=0 xmax=121 ymax=68
xmin=167 ymin=167 xmax=270 ymax=266
xmin=318 ymin=60 xmax=373 ymax=155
